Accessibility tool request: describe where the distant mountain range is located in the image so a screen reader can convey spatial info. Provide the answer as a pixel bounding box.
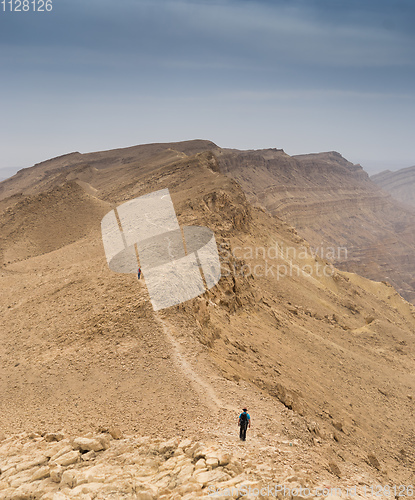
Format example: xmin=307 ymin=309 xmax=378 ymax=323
xmin=217 ymin=147 xmax=415 ymax=304
xmin=1 ymin=141 xmax=414 ymax=304
xmin=371 ymin=165 xmax=415 ymax=208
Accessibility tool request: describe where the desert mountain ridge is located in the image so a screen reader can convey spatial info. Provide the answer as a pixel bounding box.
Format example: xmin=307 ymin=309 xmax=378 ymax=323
xmin=371 ymin=165 xmax=415 ymax=208
xmin=1 ymin=139 xmax=415 ymax=498
xmin=215 ymin=146 xmax=415 ymax=304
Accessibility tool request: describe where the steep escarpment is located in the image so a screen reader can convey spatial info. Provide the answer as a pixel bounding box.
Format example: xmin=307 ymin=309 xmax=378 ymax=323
xmin=371 ymin=165 xmax=415 ymax=208
xmin=217 ymin=148 xmax=415 ymax=304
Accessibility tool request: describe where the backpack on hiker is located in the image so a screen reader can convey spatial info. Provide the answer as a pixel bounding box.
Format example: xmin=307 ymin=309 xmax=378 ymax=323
xmin=240 ymin=411 xmax=248 ymax=427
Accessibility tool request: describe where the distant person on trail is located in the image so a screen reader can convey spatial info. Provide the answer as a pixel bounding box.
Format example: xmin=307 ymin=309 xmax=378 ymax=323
xmin=238 ymin=408 xmax=251 ymax=441
xmin=137 ymin=267 xmax=141 ymax=280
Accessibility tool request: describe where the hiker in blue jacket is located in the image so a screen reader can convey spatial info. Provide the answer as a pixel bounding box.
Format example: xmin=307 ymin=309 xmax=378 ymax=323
xmin=238 ymin=408 xmax=251 ymax=441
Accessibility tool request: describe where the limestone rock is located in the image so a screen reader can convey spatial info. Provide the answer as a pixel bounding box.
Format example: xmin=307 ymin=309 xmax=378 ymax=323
xmin=49 ymin=465 xmax=63 ymax=483
xmin=53 ymin=450 xmax=80 ymax=466
xmin=328 ymin=462 xmax=341 ymax=477
xmin=72 ymin=436 xmax=106 ymax=452
xmin=178 ymin=438 xmax=192 ymax=451
xmin=96 ymin=433 xmax=111 ymax=450
xmin=158 ymin=437 xmax=180 ymax=456
xmin=84 ymin=464 xmax=109 ymax=483
xmin=108 ymin=427 xmax=123 ymax=440
xmin=367 ymin=453 xmax=381 ymax=470
xmin=81 ymin=450 xmax=96 ymax=461
xmin=185 ymin=442 xmax=203 ymax=459
xmin=0 ymin=482 xmax=9 ymax=491
xmin=16 ymin=455 xmax=48 ymax=473
xmin=60 ymin=470 xmax=78 ymax=488
xmin=49 ymin=445 xmax=73 ymax=462
xmin=206 ymin=457 xmax=219 ymax=469
xmin=194 ymin=468 xmax=230 ymax=486
xmin=195 ymin=458 xmax=207 ymax=470
xmin=44 ymin=432 xmax=64 ymax=442
xmin=217 ymin=452 xmax=231 ymax=466
xmin=30 ymin=466 xmax=50 ymax=481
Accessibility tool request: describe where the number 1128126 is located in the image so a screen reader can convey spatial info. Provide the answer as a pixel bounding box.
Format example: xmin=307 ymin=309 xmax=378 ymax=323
xmin=1 ymin=0 xmax=52 ymax=11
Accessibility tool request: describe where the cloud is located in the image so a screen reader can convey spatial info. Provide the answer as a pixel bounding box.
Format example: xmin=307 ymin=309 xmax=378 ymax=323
xmin=1 ymin=0 xmax=414 ymax=71
xmin=1 ymin=0 xmax=414 ymax=172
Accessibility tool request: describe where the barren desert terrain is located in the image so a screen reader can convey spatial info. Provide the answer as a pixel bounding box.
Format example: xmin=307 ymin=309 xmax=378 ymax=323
xmin=1 ymin=141 xmax=415 ymax=499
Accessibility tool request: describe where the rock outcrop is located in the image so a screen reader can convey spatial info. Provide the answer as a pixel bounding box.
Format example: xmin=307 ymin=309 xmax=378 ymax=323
xmin=0 ymin=429 xmax=385 ymax=500
xmin=216 ymin=148 xmax=415 ymax=304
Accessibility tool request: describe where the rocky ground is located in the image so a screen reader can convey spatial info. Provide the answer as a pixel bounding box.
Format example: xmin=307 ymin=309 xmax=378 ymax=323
xmin=0 ymin=427 xmax=393 ymax=500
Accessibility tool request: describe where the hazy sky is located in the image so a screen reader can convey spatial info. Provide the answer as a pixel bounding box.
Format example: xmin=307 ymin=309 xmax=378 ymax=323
xmin=1 ymin=0 xmax=414 ymax=180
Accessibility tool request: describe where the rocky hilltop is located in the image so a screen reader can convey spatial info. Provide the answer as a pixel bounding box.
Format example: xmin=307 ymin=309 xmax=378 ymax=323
xmin=1 ymin=140 xmax=415 ymax=493
xmin=371 ymin=165 xmax=415 ymax=208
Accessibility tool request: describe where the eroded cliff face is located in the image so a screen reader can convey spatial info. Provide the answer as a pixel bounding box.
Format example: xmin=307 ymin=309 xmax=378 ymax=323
xmin=371 ymin=165 xmax=415 ymax=208
xmin=217 ymin=148 xmax=415 ymax=304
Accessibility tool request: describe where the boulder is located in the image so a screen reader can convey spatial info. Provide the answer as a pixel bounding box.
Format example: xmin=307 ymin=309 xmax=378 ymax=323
xmin=44 ymin=432 xmax=64 ymax=443
xmin=194 ymin=458 xmax=206 ymax=470
xmin=328 ymin=462 xmax=341 ymax=477
xmin=206 ymin=457 xmax=219 ymax=469
xmin=7 ymin=481 xmax=45 ymax=499
xmin=68 ymin=482 xmax=106 ymax=496
xmin=158 ymin=437 xmax=180 ymax=456
xmin=85 ymin=464 xmax=111 ymax=483
xmin=49 ymin=465 xmax=63 ymax=483
xmin=217 ymin=452 xmax=231 ymax=466
xmin=185 ymin=442 xmax=203 ymax=459
xmin=72 ymin=437 xmax=105 ymax=452
xmin=15 ymin=455 xmax=48 ymax=473
xmin=60 ymin=470 xmax=78 ymax=489
xmin=177 ymin=482 xmax=203 ymax=496
xmin=0 ymin=488 xmax=15 ymax=500
xmin=225 ymin=460 xmax=243 ymax=475
xmin=96 ymin=433 xmax=111 ymax=450
xmin=50 ymin=493 xmax=69 ymax=500
xmin=10 ymin=470 xmax=41 ymax=489
xmin=49 ymin=445 xmax=73 ymax=462
xmin=178 ymin=464 xmax=195 ymax=478
xmin=135 ymin=492 xmax=155 ymax=500
xmin=194 ymin=469 xmax=230 ymax=486
xmin=30 ymin=466 xmax=50 ymax=481
xmin=178 ymin=438 xmax=193 ymax=451
xmin=0 ymin=482 xmax=9 ymax=491
xmin=81 ymin=450 xmax=96 ymax=461
xmin=53 ymin=450 xmax=80 ymax=466
xmin=367 ymin=453 xmax=381 ymax=470
xmin=109 ymin=427 xmax=124 ymax=440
